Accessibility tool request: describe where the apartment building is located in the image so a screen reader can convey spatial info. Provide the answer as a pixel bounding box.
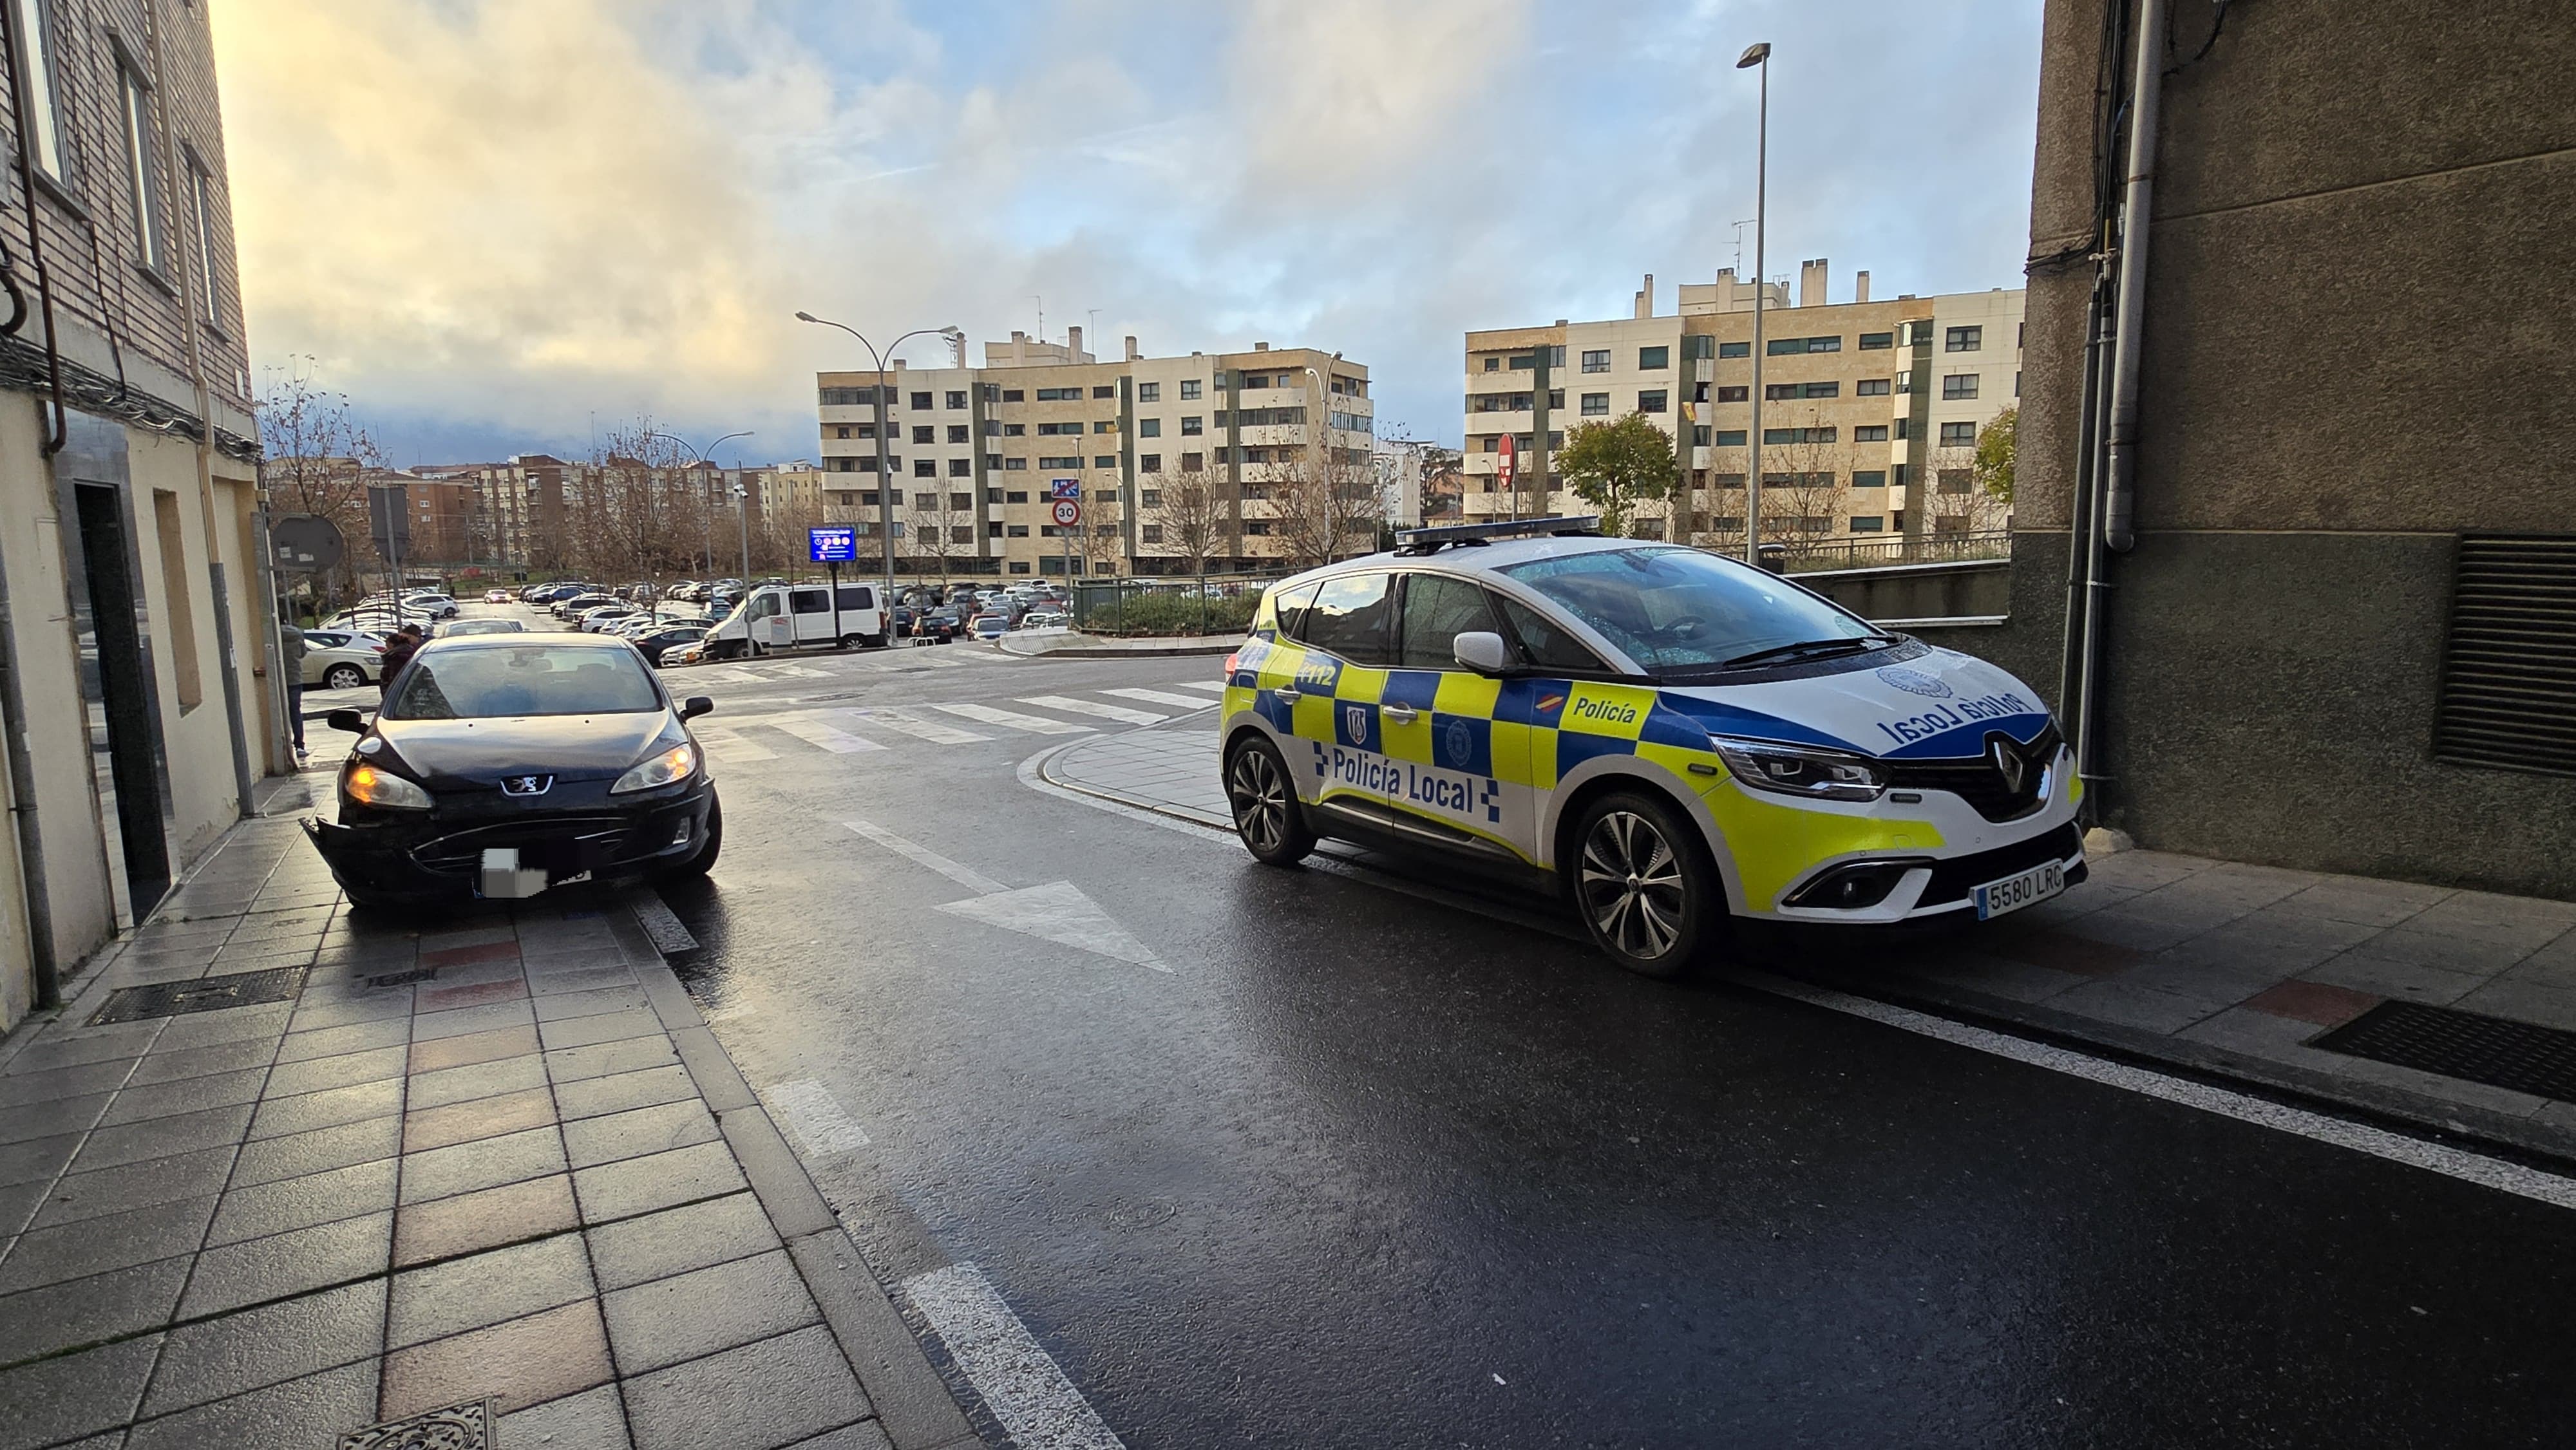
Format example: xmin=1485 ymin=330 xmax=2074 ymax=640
xmin=0 ymin=0 xmax=263 ymax=1026
xmin=813 ymin=328 xmax=1374 ymax=577
xmin=1461 ymin=263 xmax=2022 ymax=547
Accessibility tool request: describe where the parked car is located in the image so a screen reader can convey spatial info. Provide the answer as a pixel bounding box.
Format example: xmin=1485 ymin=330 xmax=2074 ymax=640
xmin=969 ymin=613 xmax=1009 ymax=641
xmin=553 ymin=592 xmax=618 ymax=619
xmin=303 ymin=636 xmax=721 ymax=911
xmin=580 ymin=605 xmax=641 ymax=632
xmin=441 ymin=618 xmax=527 ymax=637
xmin=402 ymin=593 xmax=462 ymax=618
xmin=1019 ymin=610 xmax=1070 ymax=629
xmin=485 ymin=589 xmax=514 ymax=604
xmin=299 ymin=629 xmax=386 ymax=690
xmin=636 ymin=625 xmax=708 ymax=666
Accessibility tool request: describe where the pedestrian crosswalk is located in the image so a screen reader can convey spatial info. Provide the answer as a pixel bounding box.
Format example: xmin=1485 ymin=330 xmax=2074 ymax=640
xmin=698 ymin=681 xmax=1224 ymax=765
xmin=678 ymin=647 xmax=1015 ymax=686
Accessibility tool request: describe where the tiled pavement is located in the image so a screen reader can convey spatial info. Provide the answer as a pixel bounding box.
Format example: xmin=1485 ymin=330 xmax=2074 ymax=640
xmin=0 ymin=820 xmax=975 ymax=1450
xmin=1052 ymin=720 xmax=2576 ymax=1162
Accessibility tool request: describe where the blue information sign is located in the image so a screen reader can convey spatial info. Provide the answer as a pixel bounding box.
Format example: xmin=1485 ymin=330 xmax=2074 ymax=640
xmin=1048 ymin=477 xmax=1081 ymax=502
xmin=809 ymin=526 xmax=858 ymax=563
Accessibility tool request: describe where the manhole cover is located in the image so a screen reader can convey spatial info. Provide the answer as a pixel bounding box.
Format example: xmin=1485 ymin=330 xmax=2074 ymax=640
xmin=340 ymin=1398 xmax=489 ymax=1449
xmin=2313 ymin=1001 xmax=2576 ymax=1102
xmin=90 ymin=965 xmax=306 ymax=1025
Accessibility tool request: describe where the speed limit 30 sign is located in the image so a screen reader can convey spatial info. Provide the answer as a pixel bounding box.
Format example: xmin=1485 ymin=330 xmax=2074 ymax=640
xmin=1050 ymin=499 xmax=1081 ymax=526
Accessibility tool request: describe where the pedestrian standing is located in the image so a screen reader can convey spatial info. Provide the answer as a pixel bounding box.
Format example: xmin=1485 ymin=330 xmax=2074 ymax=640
xmin=377 ymin=625 xmax=424 ymax=694
xmin=279 ymin=622 xmax=308 ymax=761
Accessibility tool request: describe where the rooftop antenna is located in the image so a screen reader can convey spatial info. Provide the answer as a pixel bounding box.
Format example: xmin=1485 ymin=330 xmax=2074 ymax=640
xmin=1731 ymin=220 xmax=1756 ymax=275
xmin=1086 ymin=309 xmax=1099 ymax=357
xmin=1033 ymin=295 xmax=1043 ymax=341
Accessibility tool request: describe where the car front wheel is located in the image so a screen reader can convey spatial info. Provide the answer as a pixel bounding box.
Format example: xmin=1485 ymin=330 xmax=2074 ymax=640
xmin=1224 ymin=735 xmax=1314 ymax=867
xmin=1570 ymin=791 xmax=1719 ymax=978
xmin=323 ymin=664 xmax=367 ymax=691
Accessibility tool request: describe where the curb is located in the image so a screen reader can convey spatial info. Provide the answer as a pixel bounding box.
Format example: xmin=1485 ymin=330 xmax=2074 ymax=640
xmin=611 ymin=904 xmax=980 ymax=1449
xmin=998 ymin=635 xmax=1236 ymax=659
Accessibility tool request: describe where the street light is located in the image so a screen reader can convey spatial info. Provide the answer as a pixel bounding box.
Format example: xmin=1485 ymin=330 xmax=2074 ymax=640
xmin=1738 ymin=40 xmax=1770 ymax=567
xmin=795 ymin=312 xmax=965 ymax=605
xmin=644 ymin=429 xmax=752 ymax=580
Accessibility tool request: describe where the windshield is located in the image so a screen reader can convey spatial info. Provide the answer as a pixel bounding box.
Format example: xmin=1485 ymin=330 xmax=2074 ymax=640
xmin=384 ymin=645 xmax=663 ymax=719
xmin=1497 ymin=547 xmax=1878 ymax=673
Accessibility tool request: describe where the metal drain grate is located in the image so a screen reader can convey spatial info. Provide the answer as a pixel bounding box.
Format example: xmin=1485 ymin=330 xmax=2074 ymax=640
xmin=366 ymin=966 xmax=439 ymax=988
xmin=2313 ymin=1001 xmax=2576 ymax=1102
xmin=90 ymin=965 xmax=307 ymax=1025
xmin=340 ymin=1397 xmax=489 ymax=1449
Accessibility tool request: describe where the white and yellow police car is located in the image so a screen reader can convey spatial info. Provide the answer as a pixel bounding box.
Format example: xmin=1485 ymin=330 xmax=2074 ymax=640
xmin=1218 ymin=517 xmax=2085 ymax=976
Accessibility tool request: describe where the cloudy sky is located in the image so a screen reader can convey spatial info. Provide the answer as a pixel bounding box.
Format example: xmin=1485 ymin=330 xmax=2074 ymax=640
xmin=211 ymin=0 xmax=2044 ymax=468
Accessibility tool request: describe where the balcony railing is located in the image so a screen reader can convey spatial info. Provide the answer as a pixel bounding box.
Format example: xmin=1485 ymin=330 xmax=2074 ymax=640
xmin=1760 ymin=530 xmax=2013 ymax=573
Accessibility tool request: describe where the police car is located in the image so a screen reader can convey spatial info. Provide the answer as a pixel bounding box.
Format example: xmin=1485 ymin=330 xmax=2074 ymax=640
xmin=1218 ymin=516 xmax=2084 ymax=976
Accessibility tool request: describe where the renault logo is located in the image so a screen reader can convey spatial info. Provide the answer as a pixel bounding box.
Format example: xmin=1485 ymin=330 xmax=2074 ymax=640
xmin=1987 ymin=737 xmax=2028 ymax=795
xmin=500 ymin=775 xmax=553 ymax=797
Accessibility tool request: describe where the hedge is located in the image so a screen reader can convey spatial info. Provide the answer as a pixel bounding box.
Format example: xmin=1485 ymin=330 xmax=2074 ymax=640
xmin=1083 ymin=590 xmax=1264 ymax=637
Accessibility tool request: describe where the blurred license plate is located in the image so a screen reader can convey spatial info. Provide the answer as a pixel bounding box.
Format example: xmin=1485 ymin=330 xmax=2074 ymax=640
xmin=1974 ymin=860 xmax=2065 ymax=920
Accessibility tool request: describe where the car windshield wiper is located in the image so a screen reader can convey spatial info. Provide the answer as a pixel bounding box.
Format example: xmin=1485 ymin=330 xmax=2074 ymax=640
xmin=1719 ymin=636 xmax=1891 ymax=669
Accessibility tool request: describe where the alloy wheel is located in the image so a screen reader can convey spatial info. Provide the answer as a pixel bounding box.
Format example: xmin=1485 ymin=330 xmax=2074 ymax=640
xmin=1578 ymin=810 xmax=1687 ymax=960
xmin=1228 ymin=748 xmax=1288 ymax=854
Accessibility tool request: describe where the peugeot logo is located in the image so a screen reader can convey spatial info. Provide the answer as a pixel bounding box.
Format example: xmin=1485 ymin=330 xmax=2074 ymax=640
xmin=500 ymin=775 xmax=553 ymax=797
xmin=1987 ymin=738 xmax=2028 ymax=795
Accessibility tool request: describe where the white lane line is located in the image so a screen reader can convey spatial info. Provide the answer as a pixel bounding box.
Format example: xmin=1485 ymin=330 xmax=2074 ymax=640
xmin=771 ymin=716 xmax=887 ymax=754
xmin=930 ymin=702 xmax=1095 ymax=736
xmin=765 ymin=1078 xmax=870 ymax=1154
xmin=697 ymin=726 xmax=776 ymax=762
xmin=1018 ymin=695 xmax=1168 ymax=726
xmin=1102 ymin=687 xmax=1220 ymax=710
xmin=847 ymin=707 xmax=990 ymax=744
xmin=1727 ymin=968 xmax=2576 ymax=1212
xmin=702 ymin=667 xmax=767 ymax=684
xmin=842 ymin=819 xmax=1012 ymax=894
xmin=900 ymin=1261 xmax=1127 ymax=1450
xmin=1166 ymin=680 xmax=1229 ymax=693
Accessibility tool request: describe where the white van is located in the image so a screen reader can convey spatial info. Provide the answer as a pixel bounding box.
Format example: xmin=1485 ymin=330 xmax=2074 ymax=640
xmin=703 ymin=581 xmax=887 ymax=659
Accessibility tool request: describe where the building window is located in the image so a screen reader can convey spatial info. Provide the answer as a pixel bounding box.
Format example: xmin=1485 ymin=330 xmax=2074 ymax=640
xmin=1546 ymin=390 xmax=1564 ymax=410
xmin=1939 ymin=422 xmax=1977 ymax=447
xmin=1179 ymin=379 xmax=1201 ymax=399
xmin=1716 ymin=385 xmax=1748 ymax=402
xmin=1138 ymin=382 xmax=1160 ymax=402
xmin=1006 ymin=490 xmax=1028 ymax=503
xmin=1766 ymin=381 xmax=1840 ymax=400
xmin=1851 ymin=470 xmax=1887 ymax=489
xmin=1008 ymin=524 xmax=1030 ymax=537
xmin=1638 ymin=346 xmax=1669 ymax=370
xmin=986 ymin=489 xmax=1004 ymax=504
xmin=910 ymin=391 xmax=933 ymax=409
xmin=1580 ymin=393 xmax=1609 ymax=416
xmin=12 ymin=0 xmax=66 ymax=180
xmin=1690 ymin=425 xmax=1710 ymax=446
xmin=1938 ymin=468 xmax=1975 ymax=494
xmin=1008 ymin=561 xmax=1030 ymax=574
xmin=1859 ymin=332 xmax=1893 ymax=350
xmin=951 ymin=492 xmax=973 ymax=510
xmin=1855 ymin=378 xmax=1891 ymax=397
xmin=1003 ymin=388 xmax=1025 ymax=402
xmin=911 ymin=426 xmax=934 ymax=444
xmin=1893 ymin=419 xmax=1909 ymax=440
xmin=1849 ymin=516 xmax=1886 ymax=532
xmin=945 ymin=390 xmax=968 ymax=409
xmin=834 ymin=426 xmax=849 ymax=440
xmin=1139 ymin=489 xmax=1163 ymax=507
xmin=1180 ymin=451 xmax=1203 ymax=471
xmin=913 ymin=460 xmax=936 ymax=478
xmin=1004 ymin=458 xmax=1028 ymax=470
xmin=948 ymin=459 xmax=971 ymax=477
xmin=1093 ymin=385 xmax=1115 ymax=399
xmin=1718 ymin=341 xmax=1749 ymax=359
xmin=1945 ymin=326 xmax=1982 ymax=352
xmin=1853 ymin=425 xmax=1889 ymax=443
xmin=1140 ymin=453 xmax=1162 ymax=473
xmin=1095 ymin=455 xmax=1116 ymax=469
xmin=1714 ymin=430 xmax=1747 ymax=447
xmin=118 ymin=57 xmax=169 ymax=275
xmin=1942 ymin=373 xmax=1979 ymax=400
xmin=1139 ymin=523 xmax=1164 ymax=543
xmin=187 ymin=153 xmax=220 ymax=326
xmin=1570 ymin=349 xmax=1607 ymax=374
xmin=987 ymin=521 xmax=1004 ymax=538
xmin=1094 ymin=420 xmax=1116 ymax=434
xmin=1036 ymin=387 xmax=1079 ymax=401
xmin=1712 ymin=475 xmax=1747 ymax=492
xmin=1036 ymin=421 xmax=1078 ymax=436
xmin=1037 ymin=455 xmax=1083 ymax=469
xmin=1638 ymin=390 xmax=1668 ymax=413
xmin=1507 ymin=354 xmax=1533 ymax=371
xmin=944 ymin=425 xmax=967 ymax=444
xmin=1482 ymin=356 xmax=1500 ymax=372
xmin=1244 ymin=519 xmax=1273 ymax=536
xmin=2016 ymin=371 xmax=2023 ymax=397
xmin=1768 ymin=335 xmax=1842 ymax=355
xmin=1180 ymin=415 xmax=1202 ymax=435
xmin=1763 ymin=427 xmax=1835 ymax=444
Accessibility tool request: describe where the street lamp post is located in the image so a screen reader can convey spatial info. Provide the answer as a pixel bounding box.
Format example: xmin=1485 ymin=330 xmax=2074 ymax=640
xmin=643 ymin=429 xmax=752 ymax=586
xmin=795 ymin=312 xmax=964 ymax=609
xmin=1738 ymin=41 xmax=1771 ymax=567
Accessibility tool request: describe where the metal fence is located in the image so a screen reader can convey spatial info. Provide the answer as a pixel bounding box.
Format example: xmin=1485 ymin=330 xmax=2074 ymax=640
xmin=1765 ymin=531 xmax=2013 ymax=574
xmin=1070 ymin=572 xmax=1285 ymax=637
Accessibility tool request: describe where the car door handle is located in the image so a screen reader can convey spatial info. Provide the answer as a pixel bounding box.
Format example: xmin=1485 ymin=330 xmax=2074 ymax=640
xmin=1274 ymin=687 xmax=1302 ymax=703
xmin=1383 ymin=703 xmax=1418 ymax=724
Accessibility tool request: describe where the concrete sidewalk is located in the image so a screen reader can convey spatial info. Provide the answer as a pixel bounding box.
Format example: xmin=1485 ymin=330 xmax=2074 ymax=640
xmin=1046 ymin=720 xmax=2576 ymax=1165
xmin=0 ymin=819 xmax=974 ymax=1450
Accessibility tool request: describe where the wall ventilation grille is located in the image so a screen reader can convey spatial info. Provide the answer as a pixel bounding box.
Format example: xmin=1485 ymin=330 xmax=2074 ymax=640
xmin=2434 ymin=535 xmax=2576 ymax=777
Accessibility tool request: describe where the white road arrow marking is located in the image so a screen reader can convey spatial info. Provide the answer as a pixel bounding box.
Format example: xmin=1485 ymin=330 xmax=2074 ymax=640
xmin=930 ymin=702 xmax=1094 ymax=735
xmin=937 ymin=881 xmax=1171 ymax=972
xmin=1103 ymin=686 xmax=1218 ymax=710
xmin=1018 ymin=695 xmax=1167 ymax=726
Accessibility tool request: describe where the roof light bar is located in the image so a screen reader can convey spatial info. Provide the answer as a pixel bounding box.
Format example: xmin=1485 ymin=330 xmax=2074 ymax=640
xmin=1392 ymin=515 xmax=1602 ymax=554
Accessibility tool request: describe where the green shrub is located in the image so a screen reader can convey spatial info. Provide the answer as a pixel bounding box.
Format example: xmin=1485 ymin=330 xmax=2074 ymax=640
xmin=1083 ymin=589 xmax=1264 ymax=637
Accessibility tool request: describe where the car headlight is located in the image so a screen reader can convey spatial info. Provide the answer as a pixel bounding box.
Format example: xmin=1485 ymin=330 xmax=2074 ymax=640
xmin=1712 ymin=737 xmax=1886 ymax=802
xmin=343 ymin=762 xmax=431 ymax=810
xmin=612 ymin=742 xmax=697 ymax=794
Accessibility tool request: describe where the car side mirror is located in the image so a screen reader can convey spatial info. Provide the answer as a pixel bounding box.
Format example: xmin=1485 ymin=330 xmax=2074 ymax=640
xmin=1452 ymin=630 xmax=1510 ymax=676
xmin=326 ymin=708 xmax=368 ymax=735
xmin=679 ymin=696 xmax=715 ymax=720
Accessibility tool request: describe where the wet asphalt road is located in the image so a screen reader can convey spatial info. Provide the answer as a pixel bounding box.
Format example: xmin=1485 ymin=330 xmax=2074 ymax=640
xmin=625 ymin=633 xmax=2576 ymax=1449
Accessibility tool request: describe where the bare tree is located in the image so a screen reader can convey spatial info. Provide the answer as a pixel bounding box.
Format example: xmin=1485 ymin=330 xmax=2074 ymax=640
xmin=1921 ymin=446 xmax=2007 ymax=538
xmin=256 ymin=364 xmax=385 ymax=612
xmin=1754 ymin=424 xmax=1852 ymax=558
xmin=1270 ymin=443 xmax=1384 ymax=569
xmin=1147 ymin=466 xmax=1226 ymax=585
xmin=904 ymin=481 xmax=972 ymax=584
